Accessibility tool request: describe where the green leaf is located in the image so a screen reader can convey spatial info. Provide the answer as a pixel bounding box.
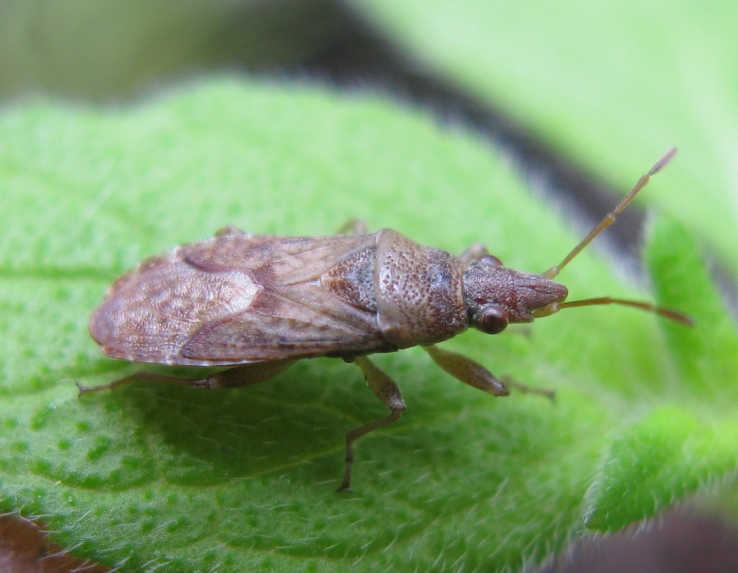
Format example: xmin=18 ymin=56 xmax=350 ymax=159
xmin=0 ymin=80 xmax=733 ymax=572
xmin=584 ymin=216 xmax=738 ymax=530
xmin=349 ymin=0 xmax=738 ymax=284
xmin=584 ymin=406 xmax=738 ymax=531
xmin=646 ymin=216 xmax=738 ymax=398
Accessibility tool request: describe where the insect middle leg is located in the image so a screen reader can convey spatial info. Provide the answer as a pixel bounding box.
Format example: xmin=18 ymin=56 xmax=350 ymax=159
xmin=336 ymin=219 xmax=369 ymax=235
xmin=338 ymin=356 xmax=406 ymax=492
xmin=77 ymin=360 xmax=297 ymax=394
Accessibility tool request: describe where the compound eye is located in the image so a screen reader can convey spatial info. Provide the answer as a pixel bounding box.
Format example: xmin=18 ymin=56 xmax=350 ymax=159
xmin=479 ymin=254 xmax=503 ymax=267
xmin=477 ymin=305 xmax=509 ymax=334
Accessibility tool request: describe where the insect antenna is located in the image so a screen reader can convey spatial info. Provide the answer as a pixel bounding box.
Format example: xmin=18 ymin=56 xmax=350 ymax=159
xmin=556 ymin=296 xmax=694 ymax=326
xmin=538 ymin=147 xmax=692 ymax=327
xmin=543 ymin=147 xmax=677 ymax=280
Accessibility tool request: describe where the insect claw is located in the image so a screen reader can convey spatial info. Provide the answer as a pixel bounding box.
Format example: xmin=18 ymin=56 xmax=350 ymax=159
xmin=75 ymin=381 xmax=99 ymax=395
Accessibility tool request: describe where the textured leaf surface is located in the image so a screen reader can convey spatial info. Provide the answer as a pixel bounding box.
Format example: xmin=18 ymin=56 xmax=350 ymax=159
xmin=0 ymin=81 xmax=734 ymax=572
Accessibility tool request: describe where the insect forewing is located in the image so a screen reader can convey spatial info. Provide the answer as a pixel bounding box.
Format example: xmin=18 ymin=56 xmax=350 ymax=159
xmin=90 ymin=231 xmax=388 ymax=365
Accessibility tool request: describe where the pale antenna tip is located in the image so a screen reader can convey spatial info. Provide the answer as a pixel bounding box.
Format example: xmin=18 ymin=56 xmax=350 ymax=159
xmin=649 ymin=147 xmax=677 ymax=176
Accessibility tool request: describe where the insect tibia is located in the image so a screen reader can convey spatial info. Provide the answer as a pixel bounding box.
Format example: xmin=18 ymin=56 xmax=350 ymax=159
xmin=76 ymin=381 xmax=106 ymax=394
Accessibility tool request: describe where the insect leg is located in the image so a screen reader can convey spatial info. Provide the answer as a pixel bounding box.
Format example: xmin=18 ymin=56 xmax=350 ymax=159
xmin=77 ymin=360 xmax=296 ymax=394
xmin=424 ymin=345 xmax=509 ymax=396
xmin=338 ymin=356 xmax=406 ymax=492
xmin=458 ymin=243 xmax=490 ymax=266
xmin=214 ymin=226 xmax=250 ymax=237
xmin=425 ymin=346 xmax=555 ymax=400
xmin=336 ymin=219 xmax=369 ymax=235
xmin=500 ymin=375 xmax=556 ymax=401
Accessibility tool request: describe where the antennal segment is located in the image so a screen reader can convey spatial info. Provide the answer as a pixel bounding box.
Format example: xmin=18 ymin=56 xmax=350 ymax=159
xmin=543 ymin=148 xmax=677 ymax=280
xmin=557 ymin=296 xmax=694 ymax=326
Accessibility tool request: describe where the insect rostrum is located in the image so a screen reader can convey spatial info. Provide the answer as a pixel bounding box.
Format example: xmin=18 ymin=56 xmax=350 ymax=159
xmin=85 ymin=149 xmax=690 ymax=491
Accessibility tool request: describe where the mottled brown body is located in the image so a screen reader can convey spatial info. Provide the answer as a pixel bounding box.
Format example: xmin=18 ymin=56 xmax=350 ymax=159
xmin=92 ymin=229 xmax=390 ymax=365
xmin=86 ymin=149 xmax=689 ymax=491
xmin=91 ymin=228 xmax=556 ymax=367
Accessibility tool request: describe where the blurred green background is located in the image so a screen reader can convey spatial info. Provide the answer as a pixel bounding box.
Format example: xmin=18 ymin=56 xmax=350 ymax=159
xmin=1 ymin=1 xmax=736 ymax=572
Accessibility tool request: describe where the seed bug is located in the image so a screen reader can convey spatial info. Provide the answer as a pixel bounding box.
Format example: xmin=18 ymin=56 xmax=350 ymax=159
xmin=83 ymin=148 xmax=691 ymax=491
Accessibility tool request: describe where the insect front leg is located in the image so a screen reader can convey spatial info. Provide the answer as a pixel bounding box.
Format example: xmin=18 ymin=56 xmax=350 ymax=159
xmin=338 ymin=356 xmax=406 ymax=492
xmin=424 ymin=345 xmax=510 ymax=396
xmin=500 ymin=375 xmax=556 ymax=401
xmin=425 ymin=346 xmax=555 ymax=400
xmin=77 ymin=359 xmax=296 ymax=394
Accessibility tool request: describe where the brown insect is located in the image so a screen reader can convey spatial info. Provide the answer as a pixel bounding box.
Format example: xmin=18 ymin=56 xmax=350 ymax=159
xmin=83 ymin=148 xmax=690 ymax=491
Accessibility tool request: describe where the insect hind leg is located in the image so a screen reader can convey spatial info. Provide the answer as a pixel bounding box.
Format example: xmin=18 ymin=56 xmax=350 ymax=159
xmin=338 ymin=356 xmax=406 ymax=492
xmin=77 ymin=360 xmax=296 ymax=394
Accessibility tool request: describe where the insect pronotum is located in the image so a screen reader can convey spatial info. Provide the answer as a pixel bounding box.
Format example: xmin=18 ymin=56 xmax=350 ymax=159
xmin=83 ymin=148 xmax=691 ymax=491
